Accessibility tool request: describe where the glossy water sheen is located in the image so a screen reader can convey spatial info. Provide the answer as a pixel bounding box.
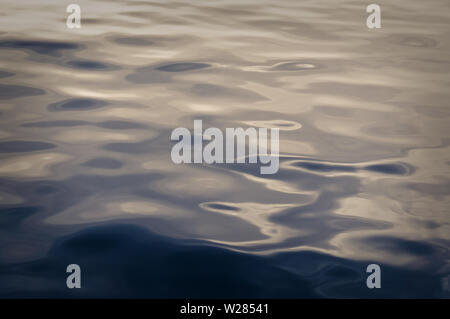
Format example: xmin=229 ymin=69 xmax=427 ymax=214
xmin=0 ymin=0 xmax=449 ymax=298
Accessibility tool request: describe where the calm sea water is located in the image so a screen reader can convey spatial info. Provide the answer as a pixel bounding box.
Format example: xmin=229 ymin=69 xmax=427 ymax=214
xmin=0 ymin=0 xmax=449 ymax=298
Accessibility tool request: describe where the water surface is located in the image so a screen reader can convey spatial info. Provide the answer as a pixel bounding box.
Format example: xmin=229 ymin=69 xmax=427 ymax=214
xmin=0 ymin=0 xmax=449 ymax=298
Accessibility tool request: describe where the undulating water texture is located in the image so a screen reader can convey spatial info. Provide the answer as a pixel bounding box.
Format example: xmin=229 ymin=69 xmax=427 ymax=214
xmin=0 ymin=0 xmax=449 ymax=298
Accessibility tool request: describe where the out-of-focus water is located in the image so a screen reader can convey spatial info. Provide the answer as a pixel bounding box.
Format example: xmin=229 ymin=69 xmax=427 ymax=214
xmin=0 ymin=0 xmax=449 ymax=298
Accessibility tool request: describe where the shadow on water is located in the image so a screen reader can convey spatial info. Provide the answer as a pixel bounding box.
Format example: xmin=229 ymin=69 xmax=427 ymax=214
xmin=0 ymin=40 xmax=79 ymax=57
xmin=0 ymin=71 xmax=14 ymax=78
xmin=155 ymin=62 xmax=211 ymax=72
xmin=293 ymin=161 xmax=413 ymax=176
xmin=0 ymin=224 xmax=444 ymax=298
xmin=125 ymin=62 xmax=211 ymax=84
xmin=47 ymin=98 xmax=109 ymax=112
xmin=0 ymin=84 xmax=45 ymax=100
xmin=0 ymin=207 xmax=41 ymax=230
xmin=0 ymin=141 xmax=56 ymax=153
xmin=65 ymin=59 xmax=119 ymax=71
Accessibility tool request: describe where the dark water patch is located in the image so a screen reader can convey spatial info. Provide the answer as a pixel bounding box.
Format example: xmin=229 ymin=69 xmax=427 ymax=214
xmin=0 ymin=224 xmax=317 ymax=298
xmin=362 ymin=236 xmax=437 ymax=257
xmin=205 ymin=203 xmax=240 ymax=211
xmin=0 ymin=224 xmax=445 ymax=298
xmin=65 ymin=60 xmax=117 ymax=71
xmin=156 ymin=62 xmax=211 ymax=72
xmin=97 ymin=120 xmax=146 ymax=130
xmin=22 ymin=120 xmax=88 ymax=128
xmin=363 ymin=163 xmax=410 ymax=175
xmin=127 ymin=60 xmax=212 ymax=85
xmin=196 ymin=5 xmax=254 ymax=17
xmin=0 ymin=207 xmax=40 ymax=229
xmin=83 ymin=157 xmax=123 ymax=169
xmin=275 ymin=251 xmax=445 ymax=298
xmin=80 ymin=18 xmax=111 ymax=26
xmin=33 ymin=184 xmax=61 ymax=196
xmin=0 ymin=71 xmax=14 ymax=78
xmin=422 ymin=220 xmax=440 ymax=229
xmin=323 ymin=265 xmax=359 ymax=280
xmin=293 ymin=161 xmax=357 ymax=172
xmin=387 ymin=34 xmax=437 ymax=48
xmin=191 ymin=83 xmax=268 ymax=101
xmin=0 ymin=84 xmax=45 ymax=100
xmin=48 ymin=98 xmax=108 ymax=112
xmin=0 ymin=141 xmax=56 ymax=153
xmin=0 ymin=40 xmax=79 ymax=57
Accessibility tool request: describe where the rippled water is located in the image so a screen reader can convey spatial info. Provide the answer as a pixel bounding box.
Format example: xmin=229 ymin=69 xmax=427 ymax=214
xmin=0 ymin=0 xmax=449 ymax=298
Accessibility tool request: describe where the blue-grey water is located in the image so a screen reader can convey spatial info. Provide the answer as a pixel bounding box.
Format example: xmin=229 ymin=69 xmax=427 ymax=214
xmin=0 ymin=0 xmax=449 ymax=298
